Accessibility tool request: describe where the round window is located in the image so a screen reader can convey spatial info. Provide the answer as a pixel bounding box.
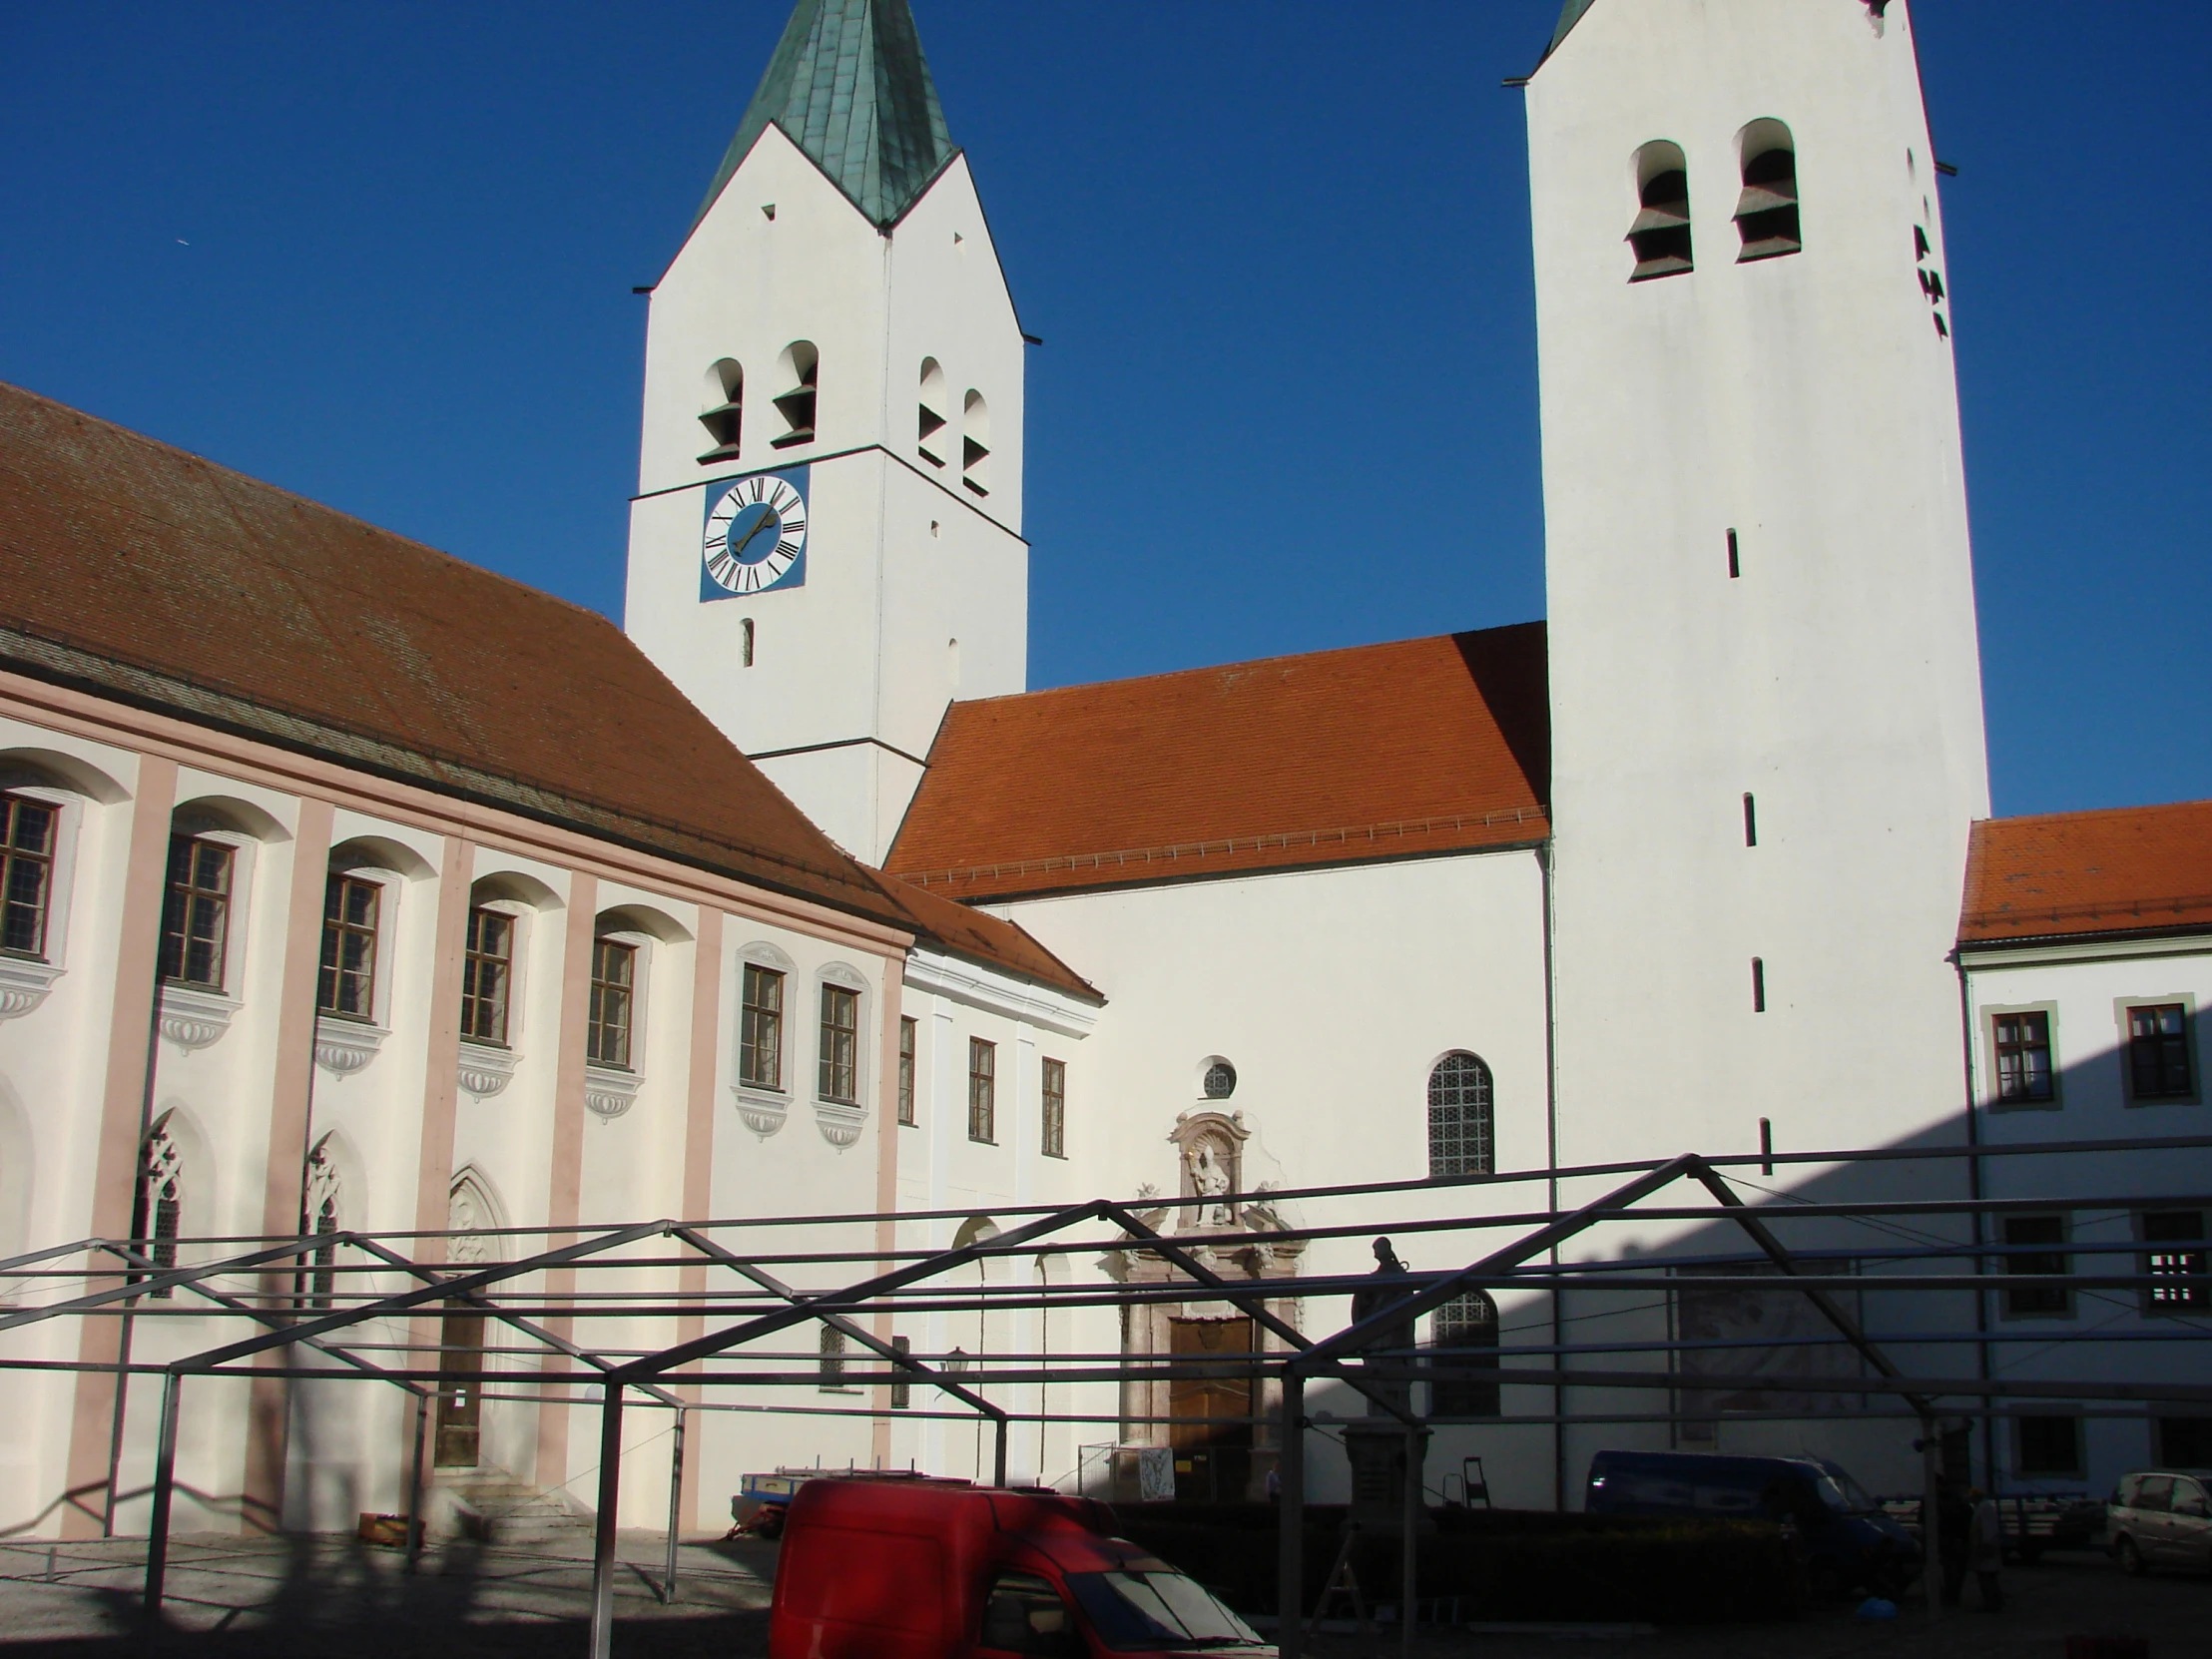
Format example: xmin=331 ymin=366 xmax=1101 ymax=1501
xmin=1202 ymin=1061 xmax=1237 ymax=1100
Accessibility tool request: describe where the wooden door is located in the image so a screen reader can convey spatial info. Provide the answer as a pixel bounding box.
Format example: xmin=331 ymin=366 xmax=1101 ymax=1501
xmin=434 ymin=1307 xmax=485 ymax=1467
xmin=1168 ymin=1317 xmax=1254 ymax=1502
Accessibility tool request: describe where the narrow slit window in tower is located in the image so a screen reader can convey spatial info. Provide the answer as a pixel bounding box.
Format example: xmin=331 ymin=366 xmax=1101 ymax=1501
xmin=1628 ymin=141 xmax=1693 ymax=280
xmin=1736 ymin=122 xmax=1803 ymax=261
xmin=1727 ymin=528 xmax=1741 ymax=579
xmin=1752 ymin=957 xmax=1767 ymax=1012
xmin=1743 ymin=793 xmax=1758 ymax=846
xmin=741 ymin=617 xmax=755 ymax=668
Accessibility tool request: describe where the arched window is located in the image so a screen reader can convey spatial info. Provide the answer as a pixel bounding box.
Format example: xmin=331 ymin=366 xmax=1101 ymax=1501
xmin=918 ymin=358 xmax=947 ymax=466
xmin=772 ymin=341 xmax=818 ymax=448
xmin=1628 ymin=141 xmax=1693 ymax=280
xmin=960 ymin=390 xmax=989 ymax=496
xmin=1202 ymin=1061 xmax=1237 ymax=1100
xmin=1428 ymin=1289 xmax=1500 ymax=1418
xmin=141 ymin=1126 xmax=184 ymax=1299
xmin=1735 ymin=120 xmax=1802 ymax=261
xmin=698 ymin=359 xmax=743 ymax=462
xmin=1428 ymin=1052 xmax=1493 ymax=1177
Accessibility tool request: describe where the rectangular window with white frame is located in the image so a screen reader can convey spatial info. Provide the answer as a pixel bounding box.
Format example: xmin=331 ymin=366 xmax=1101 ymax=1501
xmin=0 ymin=791 xmax=59 ymax=959
xmin=160 ymin=834 xmax=235 ymax=989
xmin=587 ymin=937 xmax=637 ymax=1069
xmin=2001 ymin=1213 xmax=2072 ymax=1319
xmin=459 ymin=905 xmax=514 ymax=1044
xmin=819 ymin=982 xmax=858 ymax=1104
xmin=2120 ymin=998 xmax=2198 ymax=1104
xmin=740 ymin=962 xmax=785 ymax=1091
xmin=1987 ymin=1005 xmax=2057 ymax=1107
xmin=897 ymin=1016 xmax=916 ymax=1125
xmin=1040 ymin=1056 xmax=1066 ymax=1158
xmin=318 ymin=873 xmax=381 ymax=1020
xmin=2141 ymin=1209 xmax=2208 ymax=1314
xmin=968 ymin=1036 xmax=996 ymax=1144
xmin=2015 ymin=1412 xmax=2084 ymax=1478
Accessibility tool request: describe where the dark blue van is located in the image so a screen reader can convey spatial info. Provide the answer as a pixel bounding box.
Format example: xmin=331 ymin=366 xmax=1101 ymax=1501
xmin=1584 ymin=1449 xmax=1920 ymax=1598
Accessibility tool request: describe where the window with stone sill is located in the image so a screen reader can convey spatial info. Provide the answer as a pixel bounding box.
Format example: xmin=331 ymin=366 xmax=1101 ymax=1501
xmin=460 ymin=905 xmax=515 ymax=1046
xmin=160 ymin=834 xmax=236 ymax=990
xmin=2127 ymin=1003 xmax=2194 ymax=1102
xmin=740 ymin=962 xmax=786 ymax=1091
xmin=588 ymin=937 xmax=638 ymax=1070
xmin=818 ymin=982 xmax=859 ymax=1105
xmin=1992 ymin=1010 xmax=2054 ymax=1104
xmin=0 ymin=792 xmax=58 ymax=959
xmin=318 ymin=873 xmax=381 ymax=1021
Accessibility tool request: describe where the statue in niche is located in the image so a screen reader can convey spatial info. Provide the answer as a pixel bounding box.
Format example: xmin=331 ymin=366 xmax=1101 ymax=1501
xmin=1187 ymin=1141 xmax=1234 ymax=1227
xmin=1167 ymin=1111 xmax=1249 ymax=1234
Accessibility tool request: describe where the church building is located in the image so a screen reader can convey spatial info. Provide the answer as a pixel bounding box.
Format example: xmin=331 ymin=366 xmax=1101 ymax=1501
xmin=0 ymin=0 xmax=2205 ymax=1543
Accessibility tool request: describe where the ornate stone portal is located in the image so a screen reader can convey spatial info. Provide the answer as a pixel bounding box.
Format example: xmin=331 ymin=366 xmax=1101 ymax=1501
xmin=1106 ymin=1110 xmax=1305 ymax=1502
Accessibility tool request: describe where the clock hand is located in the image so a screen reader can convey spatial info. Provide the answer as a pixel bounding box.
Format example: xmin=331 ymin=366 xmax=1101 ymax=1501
xmin=726 ymin=510 xmax=778 ymax=562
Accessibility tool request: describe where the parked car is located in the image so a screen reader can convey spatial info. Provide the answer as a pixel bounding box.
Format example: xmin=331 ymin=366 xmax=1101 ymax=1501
xmin=1879 ymin=1490 xmax=2101 ymax=1562
xmin=1584 ymin=1449 xmax=1919 ymax=1599
xmin=770 ymin=1474 xmax=1275 ymax=1659
xmin=2108 ymin=1470 xmax=2212 ymax=1577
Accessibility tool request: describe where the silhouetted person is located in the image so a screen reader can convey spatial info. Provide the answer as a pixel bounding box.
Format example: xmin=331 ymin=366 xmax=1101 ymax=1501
xmin=1919 ymin=1485 xmax=1972 ymax=1606
xmin=1966 ymin=1486 xmax=2003 ymax=1611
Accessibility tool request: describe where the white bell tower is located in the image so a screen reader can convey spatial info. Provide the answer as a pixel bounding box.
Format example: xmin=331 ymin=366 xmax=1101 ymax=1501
xmin=1531 ymin=0 xmax=1990 ymax=1165
xmin=623 ymin=0 xmax=1028 ymax=864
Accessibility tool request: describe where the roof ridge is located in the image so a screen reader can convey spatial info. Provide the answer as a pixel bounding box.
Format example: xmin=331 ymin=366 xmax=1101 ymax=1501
xmin=0 ymin=379 xmax=625 ymax=638
xmin=1976 ymin=796 xmax=2212 ymax=829
xmin=950 ymin=620 xmax=1544 ymax=714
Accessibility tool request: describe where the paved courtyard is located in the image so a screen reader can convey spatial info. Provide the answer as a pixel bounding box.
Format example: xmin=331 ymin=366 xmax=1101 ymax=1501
xmin=0 ymin=1536 xmax=2202 ymax=1657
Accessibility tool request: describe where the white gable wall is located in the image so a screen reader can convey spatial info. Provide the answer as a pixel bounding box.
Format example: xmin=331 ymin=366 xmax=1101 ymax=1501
xmin=624 ymin=131 xmax=1028 ymax=863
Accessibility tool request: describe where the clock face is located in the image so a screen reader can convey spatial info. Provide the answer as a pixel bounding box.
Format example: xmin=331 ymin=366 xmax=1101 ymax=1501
xmin=702 ymin=470 xmax=807 ymax=597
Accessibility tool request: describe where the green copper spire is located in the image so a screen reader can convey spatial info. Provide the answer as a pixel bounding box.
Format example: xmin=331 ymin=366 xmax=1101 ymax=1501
xmin=1545 ymin=0 xmax=1597 ymax=60
xmin=696 ymin=0 xmax=956 ymax=231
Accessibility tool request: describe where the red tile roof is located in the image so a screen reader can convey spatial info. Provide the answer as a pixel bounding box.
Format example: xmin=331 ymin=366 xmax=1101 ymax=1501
xmin=1960 ymin=799 xmax=2212 ymax=945
xmin=886 ymin=624 xmax=1550 ymax=901
xmin=0 ymin=380 xmax=1091 ymax=997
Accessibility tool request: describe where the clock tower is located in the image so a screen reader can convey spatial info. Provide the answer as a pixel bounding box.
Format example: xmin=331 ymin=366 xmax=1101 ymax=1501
xmin=623 ymin=0 xmax=1028 ymax=863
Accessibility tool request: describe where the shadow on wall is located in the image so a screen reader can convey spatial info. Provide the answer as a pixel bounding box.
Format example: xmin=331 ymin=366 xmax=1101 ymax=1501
xmin=1295 ymin=1041 xmax=2207 ymax=1502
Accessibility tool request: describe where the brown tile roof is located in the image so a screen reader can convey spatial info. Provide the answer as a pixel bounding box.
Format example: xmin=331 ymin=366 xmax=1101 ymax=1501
xmin=868 ymin=869 xmax=1098 ymax=1000
xmin=1960 ymin=799 xmax=2212 ymax=946
xmin=0 ymin=380 xmax=1090 ymax=996
xmin=886 ymin=623 xmax=1550 ymax=901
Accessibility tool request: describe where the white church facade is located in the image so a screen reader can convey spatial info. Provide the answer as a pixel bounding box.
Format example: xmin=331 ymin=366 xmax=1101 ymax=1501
xmin=1 ymin=0 xmax=2206 ymax=1543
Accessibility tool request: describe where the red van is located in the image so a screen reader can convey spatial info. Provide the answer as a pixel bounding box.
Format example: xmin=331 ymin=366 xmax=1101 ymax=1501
xmin=768 ymin=1476 xmax=1275 ymax=1659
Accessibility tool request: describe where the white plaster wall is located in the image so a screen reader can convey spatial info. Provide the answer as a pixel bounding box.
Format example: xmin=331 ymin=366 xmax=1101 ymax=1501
xmin=1533 ymin=0 xmax=1986 ymax=1169
xmin=981 ymin=851 xmax=1561 ymax=1507
xmin=1961 ymin=935 xmax=2212 ymax=1497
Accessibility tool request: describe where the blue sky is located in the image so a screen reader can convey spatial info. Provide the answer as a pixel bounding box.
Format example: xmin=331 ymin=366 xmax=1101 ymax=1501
xmin=1 ymin=3 xmax=2205 ymax=821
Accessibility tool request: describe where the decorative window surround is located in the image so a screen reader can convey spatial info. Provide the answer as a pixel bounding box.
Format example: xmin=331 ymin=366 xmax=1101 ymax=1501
xmin=314 ymin=1014 xmax=389 ymax=1077
xmin=585 ymin=1063 xmax=643 ymax=1121
xmin=158 ymin=982 xmax=241 ymax=1051
xmin=456 ymin=1039 xmax=521 ymax=1098
xmin=815 ymin=1097 xmax=866 ymax=1149
xmin=731 ymin=1085 xmax=790 ymax=1139
xmin=0 ymin=954 xmax=63 ymax=1020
